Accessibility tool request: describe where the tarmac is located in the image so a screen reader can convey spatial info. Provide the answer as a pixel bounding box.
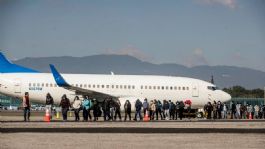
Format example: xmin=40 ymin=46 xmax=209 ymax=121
xmin=1 ymin=111 xmax=265 ymax=149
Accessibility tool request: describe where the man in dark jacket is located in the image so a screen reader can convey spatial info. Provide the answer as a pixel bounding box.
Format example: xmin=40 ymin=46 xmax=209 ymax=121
xmin=114 ymin=99 xmax=122 ymax=121
xmin=231 ymin=101 xmax=236 ymax=119
xmin=169 ymin=100 xmax=176 ymax=120
xmin=179 ymin=101 xmax=185 ymax=120
xmin=206 ymin=102 xmax=213 ymax=119
xmin=134 ymin=99 xmax=143 ymax=121
xmin=124 ymin=100 xmax=132 ymax=121
xmin=59 ymin=94 xmax=70 ymax=121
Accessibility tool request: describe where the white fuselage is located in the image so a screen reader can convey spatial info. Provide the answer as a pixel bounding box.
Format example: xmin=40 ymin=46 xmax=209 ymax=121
xmin=0 ymin=73 xmax=231 ymax=111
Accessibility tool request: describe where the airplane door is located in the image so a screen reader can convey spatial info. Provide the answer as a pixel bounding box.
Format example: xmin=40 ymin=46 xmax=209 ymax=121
xmin=14 ymin=79 xmax=22 ymax=94
xmin=192 ymin=84 xmax=199 ymax=97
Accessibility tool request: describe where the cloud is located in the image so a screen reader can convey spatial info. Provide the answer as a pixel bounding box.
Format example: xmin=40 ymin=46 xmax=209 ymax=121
xmin=185 ymin=48 xmax=209 ymax=67
xmin=197 ymin=0 xmax=237 ymax=9
xmin=103 ymin=45 xmax=152 ymax=62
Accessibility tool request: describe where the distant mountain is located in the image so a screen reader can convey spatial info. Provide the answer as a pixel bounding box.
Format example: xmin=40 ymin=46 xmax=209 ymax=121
xmin=13 ymin=54 xmax=265 ymax=89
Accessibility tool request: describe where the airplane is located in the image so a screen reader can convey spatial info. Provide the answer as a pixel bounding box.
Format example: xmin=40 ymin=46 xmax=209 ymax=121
xmin=0 ymin=52 xmax=231 ymax=116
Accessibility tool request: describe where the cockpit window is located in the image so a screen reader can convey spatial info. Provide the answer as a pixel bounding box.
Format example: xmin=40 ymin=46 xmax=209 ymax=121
xmin=207 ymin=86 xmax=217 ymax=91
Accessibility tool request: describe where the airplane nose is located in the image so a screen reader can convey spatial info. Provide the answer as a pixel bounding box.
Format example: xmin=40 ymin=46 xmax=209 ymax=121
xmin=223 ymin=91 xmax=231 ymax=102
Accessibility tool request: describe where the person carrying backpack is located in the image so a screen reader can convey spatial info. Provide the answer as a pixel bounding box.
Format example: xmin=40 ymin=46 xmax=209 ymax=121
xmin=59 ymin=94 xmax=70 ymax=121
xmin=134 ymin=99 xmax=143 ymax=121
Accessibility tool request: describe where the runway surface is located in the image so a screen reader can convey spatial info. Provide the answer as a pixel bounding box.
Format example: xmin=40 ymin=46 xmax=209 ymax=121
xmin=1 ymin=111 xmax=265 ymax=149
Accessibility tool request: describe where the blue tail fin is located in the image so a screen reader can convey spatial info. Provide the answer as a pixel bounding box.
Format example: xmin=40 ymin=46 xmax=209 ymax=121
xmin=0 ymin=52 xmax=39 ymax=73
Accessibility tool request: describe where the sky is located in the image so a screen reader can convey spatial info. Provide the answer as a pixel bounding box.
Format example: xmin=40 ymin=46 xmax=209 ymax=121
xmin=0 ymin=0 xmax=265 ymax=72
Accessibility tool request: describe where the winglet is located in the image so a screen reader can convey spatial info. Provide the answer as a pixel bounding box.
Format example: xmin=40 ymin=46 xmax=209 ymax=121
xmin=49 ymin=64 xmax=69 ymax=87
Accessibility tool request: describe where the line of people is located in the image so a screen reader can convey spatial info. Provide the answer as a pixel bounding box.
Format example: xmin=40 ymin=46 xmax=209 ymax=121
xmin=21 ymin=92 xmax=265 ymax=122
xmin=60 ymin=95 xmax=191 ymax=121
xmin=204 ymin=101 xmax=265 ymax=119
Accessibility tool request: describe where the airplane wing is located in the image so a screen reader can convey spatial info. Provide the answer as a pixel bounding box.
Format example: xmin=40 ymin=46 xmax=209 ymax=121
xmin=49 ymin=64 xmax=117 ymax=99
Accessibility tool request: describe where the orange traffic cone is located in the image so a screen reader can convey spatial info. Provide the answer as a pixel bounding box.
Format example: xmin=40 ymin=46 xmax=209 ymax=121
xmin=143 ymin=111 xmax=149 ymax=122
xmin=44 ymin=109 xmax=50 ymax=122
xmin=249 ymin=113 xmax=252 ymax=120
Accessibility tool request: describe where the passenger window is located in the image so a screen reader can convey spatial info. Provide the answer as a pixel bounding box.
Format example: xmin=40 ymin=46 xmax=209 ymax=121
xmin=132 ymin=85 xmax=135 ymax=89
xmin=42 ymin=83 xmax=44 ymax=87
xmin=102 ymin=85 xmax=104 ymax=88
xmin=80 ymin=84 xmax=83 ymax=88
xmin=124 ymin=85 xmax=127 ymax=89
xmin=120 ymin=85 xmax=123 ymax=89
xmin=174 ymin=86 xmax=177 ymax=90
xmin=141 ymin=86 xmax=143 ymax=89
xmin=88 ymin=84 xmax=91 ymax=88
xmin=179 ymin=87 xmax=181 ymax=90
xmin=50 ymin=83 xmax=53 ymax=87
xmin=128 ymin=85 xmax=131 ymax=89
xmin=93 ymin=85 xmax=95 ymax=88
xmin=186 ymin=87 xmax=189 ymax=90
xmin=157 ymin=86 xmax=160 ymax=90
xmin=106 ymin=85 xmax=109 ymax=88
xmin=162 ymin=86 xmax=164 ymax=90
xmin=182 ymin=87 xmax=185 ymax=90
xmin=84 ymin=84 xmax=87 ymax=88
xmin=112 ymin=85 xmax=114 ymax=89
xmin=54 ymin=84 xmax=57 ymax=87
xmin=46 ymin=83 xmax=49 ymax=87
xmin=153 ymin=86 xmax=156 ymax=90
xmin=170 ymin=86 xmax=173 ymax=90
xmin=76 ymin=84 xmax=78 ymax=87
xmin=116 ymin=85 xmax=119 ymax=89
xmin=149 ymin=86 xmax=152 ymax=89
xmin=29 ymin=83 xmax=31 ymax=87
xmin=166 ymin=86 xmax=168 ymax=90
xmin=37 ymin=83 xmax=40 ymax=87
xmin=97 ymin=85 xmax=100 ymax=88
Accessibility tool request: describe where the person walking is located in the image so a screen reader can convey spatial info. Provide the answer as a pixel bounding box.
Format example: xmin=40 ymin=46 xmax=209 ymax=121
xmin=82 ymin=96 xmax=91 ymax=121
xmin=206 ymin=102 xmax=213 ymax=119
xmin=114 ymin=99 xmax=122 ymax=121
xmin=231 ymin=101 xmax=236 ymax=119
xmin=169 ymin=100 xmax=176 ymax=120
xmin=143 ymin=98 xmax=149 ymax=117
xmin=72 ymin=96 xmax=81 ymax=121
xmin=222 ymin=104 xmax=227 ymax=119
xmin=92 ymin=99 xmax=100 ymax=121
xmin=179 ymin=101 xmax=185 ymax=120
xmin=134 ymin=99 xmax=143 ymax=121
xmin=213 ymin=101 xmax=217 ymax=119
xmin=59 ymin=94 xmax=70 ymax=121
xmin=163 ymin=100 xmax=170 ymax=120
xmin=150 ymin=100 xmax=156 ymax=120
xmin=156 ymin=100 xmax=164 ymax=120
xmin=217 ymin=101 xmax=222 ymax=119
xmin=254 ymin=105 xmax=259 ymax=119
xmin=45 ymin=93 xmax=54 ymax=120
xmin=175 ymin=101 xmax=180 ymax=120
xmin=124 ymin=100 xmax=131 ymax=121
xmin=102 ymin=98 xmax=108 ymax=121
xmin=22 ymin=92 xmax=31 ymax=122
xmin=109 ymin=98 xmax=115 ymax=121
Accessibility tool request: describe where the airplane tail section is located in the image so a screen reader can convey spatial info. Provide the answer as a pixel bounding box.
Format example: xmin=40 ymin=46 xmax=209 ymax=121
xmin=0 ymin=52 xmax=39 ymax=73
